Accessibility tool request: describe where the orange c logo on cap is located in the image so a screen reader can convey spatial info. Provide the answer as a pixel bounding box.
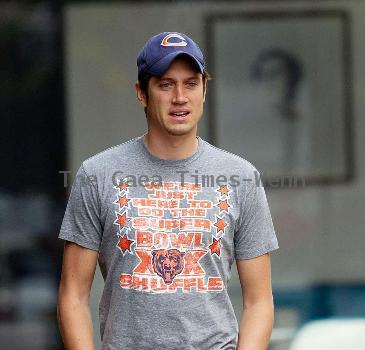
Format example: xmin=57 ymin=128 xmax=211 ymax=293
xmin=161 ymin=34 xmax=187 ymax=47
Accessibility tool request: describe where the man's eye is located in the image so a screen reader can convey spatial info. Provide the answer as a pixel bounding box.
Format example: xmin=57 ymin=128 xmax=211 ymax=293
xmin=159 ymin=82 xmax=172 ymax=88
xmin=186 ymin=81 xmax=198 ymax=87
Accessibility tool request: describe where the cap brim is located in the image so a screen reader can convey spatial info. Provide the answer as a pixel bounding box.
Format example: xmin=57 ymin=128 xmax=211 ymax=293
xmin=147 ymin=51 xmax=204 ymax=77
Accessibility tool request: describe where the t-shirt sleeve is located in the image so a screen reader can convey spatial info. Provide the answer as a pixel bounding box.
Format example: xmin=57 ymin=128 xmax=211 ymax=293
xmin=58 ymin=163 xmax=102 ymax=251
xmin=234 ymin=174 xmax=279 ymax=260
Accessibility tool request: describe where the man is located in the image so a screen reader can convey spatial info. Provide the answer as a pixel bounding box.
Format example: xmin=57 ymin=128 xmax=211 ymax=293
xmin=57 ymin=32 xmax=279 ymax=350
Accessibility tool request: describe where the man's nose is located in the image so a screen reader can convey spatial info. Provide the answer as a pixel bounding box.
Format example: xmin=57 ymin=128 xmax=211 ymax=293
xmin=172 ymin=85 xmax=188 ymax=104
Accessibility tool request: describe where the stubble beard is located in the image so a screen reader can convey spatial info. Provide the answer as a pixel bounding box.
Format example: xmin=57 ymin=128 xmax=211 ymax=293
xmin=147 ymin=110 xmax=202 ymax=137
xmin=164 ymin=123 xmax=197 ymax=136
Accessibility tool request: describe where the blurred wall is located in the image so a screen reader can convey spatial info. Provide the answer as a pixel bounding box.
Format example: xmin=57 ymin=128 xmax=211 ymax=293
xmin=65 ymin=0 xmax=365 ymax=346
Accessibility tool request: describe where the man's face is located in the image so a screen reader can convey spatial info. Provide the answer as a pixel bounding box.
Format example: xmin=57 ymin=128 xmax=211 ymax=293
xmin=136 ymin=57 xmax=206 ymax=138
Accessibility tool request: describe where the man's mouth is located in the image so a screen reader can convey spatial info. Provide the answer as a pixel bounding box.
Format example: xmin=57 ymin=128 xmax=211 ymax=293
xmin=169 ymin=111 xmax=190 ymax=118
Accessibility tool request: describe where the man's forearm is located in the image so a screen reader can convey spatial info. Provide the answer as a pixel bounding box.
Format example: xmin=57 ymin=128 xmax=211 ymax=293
xmin=237 ymin=299 xmax=274 ymax=350
xmin=57 ymin=295 xmax=95 ymax=350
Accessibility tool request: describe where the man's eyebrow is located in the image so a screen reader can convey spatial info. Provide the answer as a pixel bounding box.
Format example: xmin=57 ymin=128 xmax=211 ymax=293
xmin=157 ymin=77 xmax=175 ymax=82
xmin=158 ymin=76 xmax=200 ymax=82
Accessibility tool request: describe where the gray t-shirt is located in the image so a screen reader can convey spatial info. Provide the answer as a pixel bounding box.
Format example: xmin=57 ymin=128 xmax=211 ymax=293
xmin=59 ymin=135 xmax=279 ymax=350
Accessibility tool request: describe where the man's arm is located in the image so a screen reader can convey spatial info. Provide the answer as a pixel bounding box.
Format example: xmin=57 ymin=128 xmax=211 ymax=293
xmin=57 ymin=241 xmax=99 ymax=350
xmin=236 ymin=253 xmax=274 ymax=350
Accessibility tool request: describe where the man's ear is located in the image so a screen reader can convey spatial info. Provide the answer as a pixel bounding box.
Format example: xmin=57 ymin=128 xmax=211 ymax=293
xmin=135 ymin=81 xmax=147 ymax=108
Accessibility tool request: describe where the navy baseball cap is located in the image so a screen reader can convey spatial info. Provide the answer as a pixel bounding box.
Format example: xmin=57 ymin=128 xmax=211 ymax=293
xmin=137 ymin=32 xmax=205 ymax=81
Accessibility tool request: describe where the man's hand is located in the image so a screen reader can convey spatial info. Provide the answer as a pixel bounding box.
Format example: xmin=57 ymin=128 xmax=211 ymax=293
xmin=57 ymin=241 xmax=98 ymax=350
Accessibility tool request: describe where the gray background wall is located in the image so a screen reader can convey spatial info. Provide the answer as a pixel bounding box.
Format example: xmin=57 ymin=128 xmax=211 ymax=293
xmin=65 ymin=1 xmax=365 ymax=346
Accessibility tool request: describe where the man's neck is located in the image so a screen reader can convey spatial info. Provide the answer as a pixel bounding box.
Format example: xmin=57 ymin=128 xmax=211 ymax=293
xmin=143 ymin=132 xmax=198 ymax=161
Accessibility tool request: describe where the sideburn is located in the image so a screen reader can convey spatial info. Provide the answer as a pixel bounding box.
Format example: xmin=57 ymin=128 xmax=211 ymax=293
xmin=144 ymin=91 xmax=148 ymax=118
